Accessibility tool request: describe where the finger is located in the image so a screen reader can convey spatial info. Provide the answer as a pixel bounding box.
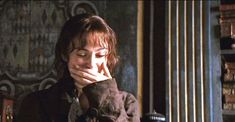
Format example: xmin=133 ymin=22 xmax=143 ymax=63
xmin=70 ymin=68 xmax=96 ymax=80
xmin=78 ymin=71 xmax=98 ymax=82
xmin=71 ymin=73 xmax=93 ymax=86
xmin=70 ymin=69 xmax=91 ymax=82
xmin=77 ymin=68 xmax=97 ymax=77
xmin=70 ymin=67 xmax=100 ymax=84
xmin=70 ymin=64 xmax=96 ymax=77
xmin=77 ymin=69 xmax=111 ymax=82
xmin=101 ymin=63 xmax=112 ymax=78
xmin=98 ymin=64 xmax=102 ymax=73
xmin=100 ymin=69 xmax=104 ymax=75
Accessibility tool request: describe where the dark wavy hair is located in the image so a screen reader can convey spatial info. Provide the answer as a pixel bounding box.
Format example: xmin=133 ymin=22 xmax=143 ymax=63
xmin=54 ymin=13 xmax=119 ymax=79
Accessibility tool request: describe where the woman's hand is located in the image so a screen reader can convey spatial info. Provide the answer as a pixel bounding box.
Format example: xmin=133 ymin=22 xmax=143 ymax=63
xmin=69 ymin=63 xmax=112 ymax=89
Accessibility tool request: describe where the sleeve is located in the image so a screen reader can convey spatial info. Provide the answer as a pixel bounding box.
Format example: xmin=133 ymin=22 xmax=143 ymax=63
xmin=82 ymin=78 xmax=140 ymax=122
xmin=14 ymin=93 xmax=42 ymax=122
xmin=123 ymin=92 xmax=140 ymax=122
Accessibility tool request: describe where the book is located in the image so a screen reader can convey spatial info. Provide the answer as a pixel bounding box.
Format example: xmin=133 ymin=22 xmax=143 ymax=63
xmin=223 ymin=87 xmax=232 ymax=95
xmin=220 ymin=4 xmax=235 ymax=38
xmin=220 ymin=4 xmax=235 ymax=12
xmin=224 ymin=94 xmax=235 ymax=103
xmin=225 ymin=62 xmax=235 ymax=70
xmin=222 ymin=83 xmax=235 ymax=95
xmin=220 ymin=22 xmax=231 ymax=37
xmin=224 ymin=72 xmax=234 ymax=82
xmin=223 ymin=103 xmax=233 ymax=110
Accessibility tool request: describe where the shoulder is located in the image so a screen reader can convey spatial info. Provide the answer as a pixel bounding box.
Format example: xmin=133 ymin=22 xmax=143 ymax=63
xmin=19 ymin=89 xmax=49 ymax=109
xmin=21 ymin=82 xmax=63 ymax=105
xmin=16 ymin=82 xmax=68 ymax=122
xmin=20 ymin=91 xmax=40 ymax=106
xmin=16 ymin=90 xmax=48 ymax=121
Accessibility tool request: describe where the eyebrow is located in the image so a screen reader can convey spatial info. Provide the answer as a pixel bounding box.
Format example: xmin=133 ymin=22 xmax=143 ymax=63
xmin=76 ymin=47 xmax=108 ymax=52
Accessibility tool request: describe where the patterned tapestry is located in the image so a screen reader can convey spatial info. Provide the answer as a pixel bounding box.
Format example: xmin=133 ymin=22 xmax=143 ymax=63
xmin=0 ymin=0 xmax=137 ymax=116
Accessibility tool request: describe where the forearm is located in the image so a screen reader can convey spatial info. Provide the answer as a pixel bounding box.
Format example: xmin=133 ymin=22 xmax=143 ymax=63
xmin=82 ymin=78 xmax=140 ymax=122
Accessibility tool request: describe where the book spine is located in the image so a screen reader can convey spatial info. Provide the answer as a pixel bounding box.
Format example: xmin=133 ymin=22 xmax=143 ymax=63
xmin=224 ymin=94 xmax=235 ymax=103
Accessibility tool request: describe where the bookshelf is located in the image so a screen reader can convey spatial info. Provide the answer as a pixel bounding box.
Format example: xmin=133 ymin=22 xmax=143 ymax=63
xmin=220 ymin=3 xmax=235 ymax=121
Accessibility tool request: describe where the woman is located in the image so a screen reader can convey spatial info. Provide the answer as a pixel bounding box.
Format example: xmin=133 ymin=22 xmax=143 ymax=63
xmin=16 ymin=13 xmax=140 ymax=122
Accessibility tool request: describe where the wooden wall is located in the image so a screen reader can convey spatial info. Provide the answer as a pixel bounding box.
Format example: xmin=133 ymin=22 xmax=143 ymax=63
xmin=166 ymin=1 xmax=222 ymax=122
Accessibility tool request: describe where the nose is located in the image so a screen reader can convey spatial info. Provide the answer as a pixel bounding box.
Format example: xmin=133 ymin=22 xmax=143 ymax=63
xmin=86 ymin=53 xmax=97 ymax=69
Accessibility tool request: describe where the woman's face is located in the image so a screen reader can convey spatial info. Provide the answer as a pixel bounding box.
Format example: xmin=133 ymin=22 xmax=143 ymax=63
xmin=68 ymin=41 xmax=109 ymax=73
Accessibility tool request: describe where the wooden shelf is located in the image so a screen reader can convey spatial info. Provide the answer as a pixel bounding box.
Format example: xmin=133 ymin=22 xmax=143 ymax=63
xmin=221 ymin=49 xmax=235 ymax=54
xmin=223 ymin=81 xmax=235 ymax=83
xmin=223 ymin=110 xmax=235 ymax=115
xmin=221 ymin=53 xmax=235 ymax=62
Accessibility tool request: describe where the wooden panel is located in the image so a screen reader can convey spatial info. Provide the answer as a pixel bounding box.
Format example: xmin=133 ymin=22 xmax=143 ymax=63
xmin=166 ymin=1 xmax=222 ymax=122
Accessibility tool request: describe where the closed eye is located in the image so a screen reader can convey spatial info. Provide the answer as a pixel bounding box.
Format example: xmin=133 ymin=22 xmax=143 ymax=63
xmin=76 ymin=50 xmax=87 ymax=57
xmin=95 ymin=50 xmax=108 ymax=58
xmin=96 ymin=54 xmax=107 ymax=58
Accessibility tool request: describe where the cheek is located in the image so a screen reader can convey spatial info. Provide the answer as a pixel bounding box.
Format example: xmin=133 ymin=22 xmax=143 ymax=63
xmin=68 ymin=56 xmax=85 ymax=67
xmin=96 ymin=58 xmax=107 ymax=67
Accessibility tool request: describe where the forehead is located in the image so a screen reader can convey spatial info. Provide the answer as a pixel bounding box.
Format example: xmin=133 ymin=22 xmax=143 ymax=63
xmin=73 ymin=32 xmax=109 ymax=49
